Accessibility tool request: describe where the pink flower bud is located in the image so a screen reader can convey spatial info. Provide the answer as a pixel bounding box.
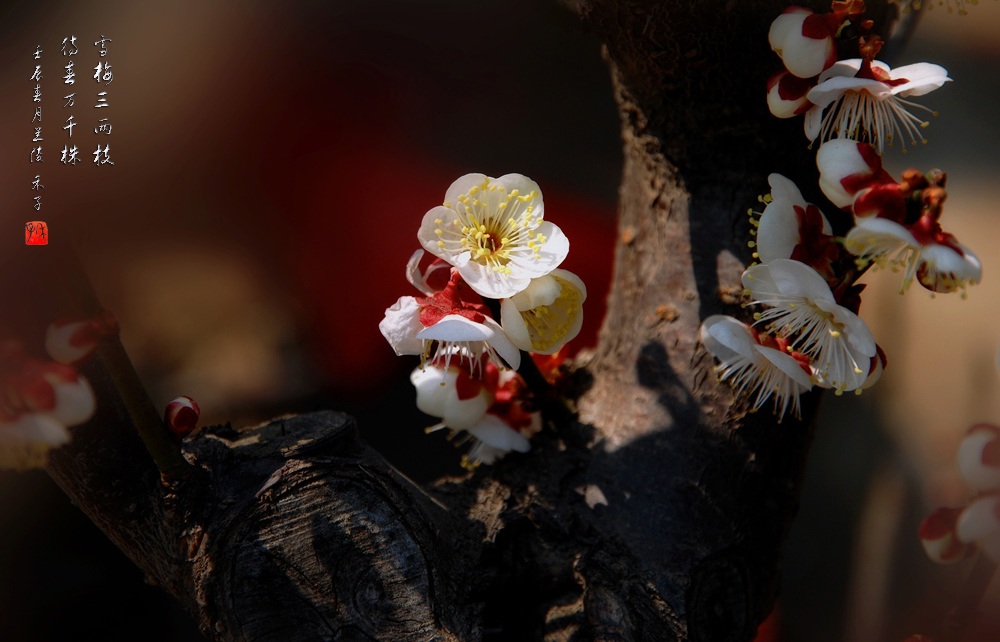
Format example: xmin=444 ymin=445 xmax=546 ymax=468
xmin=957 ymin=424 xmax=1000 ymax=492
xmin=919 ymin=507 xmax=974 ymax=564
xmin=165 ymin=396 xmax=200 ymax=440
xmin=768 ymin=7 xmax=839 ymax=79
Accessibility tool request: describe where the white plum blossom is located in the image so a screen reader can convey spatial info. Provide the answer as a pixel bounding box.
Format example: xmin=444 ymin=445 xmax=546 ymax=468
xmin=499 ymin=269 xmax=586 ymax=355
xmin=756 ymin=174 xmax=832 ymax=264
xmin=414 ymin=364 xmax=535 ymax=469
xmin=845 ymin=217 xmax=981 ymax=295
xmin=805 ymin=59 xmax=951 ymax=153
xmin=768 ymin=7 xmax=840 ymax=79
xmin=956 ymin=495 xmax=1000 ymax=563
xmin=920 ymin=507 xmax=975 ymax=564
xmin=700 ymin=315 xmax=814 ymax=420
xmin=418 ymin=173 xmax=569 ymax=299
xmin=743 ymin=259 xmax=877 ymax=393
xmin=957 ymin=424 xmax=1000 ymax=493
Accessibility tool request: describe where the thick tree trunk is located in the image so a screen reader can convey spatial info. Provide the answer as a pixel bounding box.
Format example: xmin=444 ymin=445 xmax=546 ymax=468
xmin=41 ymin=1 xmax=899 ymax=641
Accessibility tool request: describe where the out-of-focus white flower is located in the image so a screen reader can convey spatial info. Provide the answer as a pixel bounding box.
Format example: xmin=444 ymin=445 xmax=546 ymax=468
xmin=0 ymin=358 xmax=95 ymax=470
xmin=756 ymin=174 xmax=833 ymax=266
xmin=957 ymin=424 xmax=1000 ymax=493
xmin=805 ymin=59 xmax=950 ymax=153
xmin=816 ymin=139 xmax=896 ymax=209
xmin=766 ymin=70 xmax=815 ymax=119
xmin=0 ymin=414 xmax=71 ymax=471
xmin=743 ymin=259 xmax=876 ymax=393
xmin=920 ymin=507 xmax=976 ymax=564
xmin=768 ymin=7 xmax=840 ymax=79
xmin=45 ymin=311 xmax=118 ymax=366
xmin=500 ymin=269 xmax=586 ymax=355
xmin=700 ymin=315 xmax=814 ymax=420
xmin=956 ymin=495 xmax=1000 ymax=562
xmin=418 ymin=173 xmax=569 ymax=299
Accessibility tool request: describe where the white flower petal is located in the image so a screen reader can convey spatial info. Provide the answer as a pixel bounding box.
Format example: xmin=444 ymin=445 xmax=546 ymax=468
xmin=956 ymin=496 xmax=1000 ymax=547
xmin=444 ymin=173 xmax=489 ymax=209
xmin=442 ymin=389 xmax=491 ymax=431
xmin=480 ymin=316 xmax=521 ymax=370
xmin=817 ymin=139 xmax=874 ymax=209
xmin=889 ymin=62 xmax=951 ymax=97
xmin=508 ymin=220 xmax=570 ymax=277
xmin=808 ymin=75 xmax=891 ymax=108
xmin=49 ymin=379 xmax=96 ymax=427
xmin=500 ymin=298 xmax=533 ymax=352
xmin=754 ymin=344 xmax=814 ymax=389
xmin=416 ymin=314 xmax=494 ymax=343
xmin=803 ymin=104 xmax=824 ymax=141
xmin=767 ymin=173 xmax=806 ymax=206
xmin=467 ymin=414 xmax=531 ymax=453
xmin=700 ymin=315 xmax=757 ymax=363
xmin=410 ymin=365 xmax=455 ymax=418
xmin=379 ymin=296 xmax=425 ymax=356
xmin=917 ymin=244 xmax=982 ymax=293
xmin=768 ymin=9 xmax=835 ymax=79
xmin=957 ymin=426 xmax=1000 ymax=493
xmin=510 ymin=274 xmax=561 ymax=311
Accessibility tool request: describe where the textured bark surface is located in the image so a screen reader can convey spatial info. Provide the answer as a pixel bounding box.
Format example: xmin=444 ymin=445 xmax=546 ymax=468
xmin=41 ymin=1 xmax=900 ymax=641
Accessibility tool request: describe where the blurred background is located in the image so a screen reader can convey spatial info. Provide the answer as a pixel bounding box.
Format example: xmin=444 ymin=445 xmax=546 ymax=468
xmin=0 ymin=1 xmax=998 ymax=640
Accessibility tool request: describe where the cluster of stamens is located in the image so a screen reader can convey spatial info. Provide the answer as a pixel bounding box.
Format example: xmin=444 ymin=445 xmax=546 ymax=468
xmin=434 ymin=178 xmax=545 ymax=280
xmin=521 ymin=274 xmax=583 ymax=352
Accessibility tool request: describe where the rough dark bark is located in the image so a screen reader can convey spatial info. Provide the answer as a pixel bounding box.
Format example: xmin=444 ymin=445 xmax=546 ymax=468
xmin=40 ymin=1 xmax=900 ymax=641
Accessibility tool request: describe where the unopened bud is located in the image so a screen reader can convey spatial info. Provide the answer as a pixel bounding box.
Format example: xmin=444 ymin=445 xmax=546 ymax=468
xmin=165 ymin=396 xmax=200 ymax=440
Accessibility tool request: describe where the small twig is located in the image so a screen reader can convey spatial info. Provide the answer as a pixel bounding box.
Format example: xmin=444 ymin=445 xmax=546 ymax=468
xmin=944 ymin=553 xmax=998 ymax=642
xmin=48 ymin=248 xmax=191 ymax=481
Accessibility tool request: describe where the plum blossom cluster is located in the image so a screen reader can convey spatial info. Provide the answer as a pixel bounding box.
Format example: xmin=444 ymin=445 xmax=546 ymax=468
xmin=768 ymin=1 xmax=950 ymax=153
xmin=0 ymin=315 xmax=111 ymax=470
xmin=380 ymin=173 xmax=586 ymax=468
xmin=919 ymin=422 xmax=1000 ymax=564
xmin=700 ymin=2 xmax=982 ymax=422
xmin=702 ymin=174 xmax=883 ymax=419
